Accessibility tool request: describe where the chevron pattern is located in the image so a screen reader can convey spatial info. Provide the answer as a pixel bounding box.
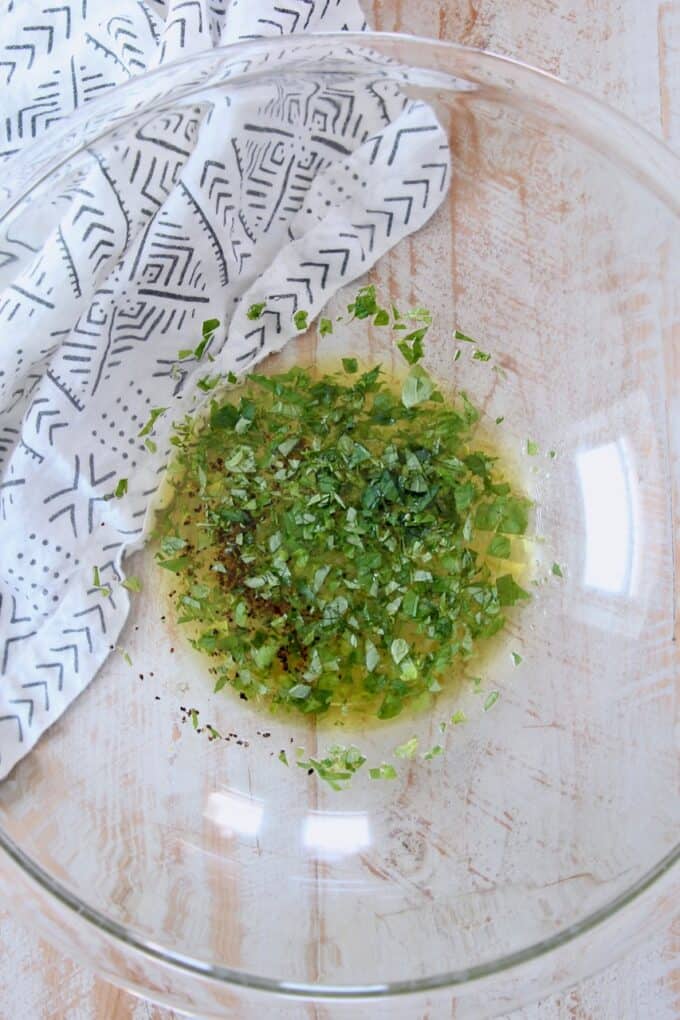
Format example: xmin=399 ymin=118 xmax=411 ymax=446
xmin=0 ymin=0 xmax=451 ymax=778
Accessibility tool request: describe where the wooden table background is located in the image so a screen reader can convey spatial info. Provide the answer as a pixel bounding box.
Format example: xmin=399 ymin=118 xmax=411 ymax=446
xmin=0 ymin=0 xmax=678 ymax=1017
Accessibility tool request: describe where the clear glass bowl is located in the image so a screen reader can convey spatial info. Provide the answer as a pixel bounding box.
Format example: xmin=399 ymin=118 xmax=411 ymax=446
xmin=0 ymin=34 xmax=678 ymax=1019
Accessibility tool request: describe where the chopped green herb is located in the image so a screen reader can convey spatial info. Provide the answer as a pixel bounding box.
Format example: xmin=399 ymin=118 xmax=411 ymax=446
xmin=472 ymin=349 xmax=491 ymax=362
xmin=549 ymin=449 xmax=556 ymax=459
xmin=483 ymin=690 xmax=500 ymax=711
xmin=397 ymin=327 xmax=428 ymax=365
xmin=278 ymin=750 xmax=289 ymax=766
xmin=394 ymin=736 xmax=419 ymax=759
xmin=454 ymin=330 xmax=477 ymax=344
xmin=154 ymin=289 xmax=532 ymax=743
xmin=114 ymin=478 xmax=128 ymax=499
xmin=512 ymin=651 xmax=523 ymax=666
xmin=190 ymin=708 xmax=199 ymax=730
xmin=144 ymin=438 xmax=157 ymax=453
xmin=206 ymin=725 xmax=221 ymax=740
xmin=92 ymin=566 xmax=111 ymax=598
xmin=247 ymin=303 xmax=266 ymax=320
xmin=454 ymin=349 xmax=461 ymax=362
xmin=297 ymin=745 xmax=366 ymax=790
xmin=495 ymin=416 xmax=504 ymax=425
xmin=401 ymin=364 xmax=435 ymax=408
xmin=450 ymin=710 xmax=467 ymax=724
xmin=370 ymin=763 xmax=398 ymax=780
xmin=423 ymin=744 xmax=444 ymax=760
xmin=527 ymin=440 xmax=539 ymax=456
xmin=122 ymin=576 xmax=142 ymax=593
xmin=192 ymin=338 xmax=210 ymax=361
xmin=496 ymin=573 xmax=531 ymax=606
xmin=373 ymin=308 xmax=390 ymax=327
xmin=487 ymin=534 xmax=511 ymax=559
xmin=349 ymin=285 xmax=378 ymax=320
xmin=293 ymin=309 xmax=309 ymax=331
xmin=551 ymin=562 xmax=563 ymax=577
xmin=319 ymin=317 xmax=333 ymax=336
xmin=139 ymin=408 xmax=166 ymax=438
xmin=197 ymin=374 xmax=220 ymax=393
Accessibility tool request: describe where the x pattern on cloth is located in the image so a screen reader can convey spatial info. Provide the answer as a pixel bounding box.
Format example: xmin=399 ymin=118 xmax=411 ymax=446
xmin=0 ymin=0 xmax=450 ymax=777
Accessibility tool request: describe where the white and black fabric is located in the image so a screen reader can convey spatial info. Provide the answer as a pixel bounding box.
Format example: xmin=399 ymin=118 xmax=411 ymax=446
xmin=0 ymin=0 xmax=451 ymax=778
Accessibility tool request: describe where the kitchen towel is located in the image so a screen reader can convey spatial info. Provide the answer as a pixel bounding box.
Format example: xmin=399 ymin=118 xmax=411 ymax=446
xmin=0 ymin=0 xmax=450 ymax=778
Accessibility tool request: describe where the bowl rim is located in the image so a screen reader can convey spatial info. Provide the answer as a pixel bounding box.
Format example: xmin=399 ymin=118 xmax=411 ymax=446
xmin=0 ymin=30 xmax=678 ymax=1001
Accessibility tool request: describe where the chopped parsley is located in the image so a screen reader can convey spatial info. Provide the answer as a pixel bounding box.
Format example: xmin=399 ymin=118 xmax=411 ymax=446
xmin=246 ymin=303 xmax=266 ymax=320
xmin=154 ymin=292 xmax=533 ymax=739
xmin=114 ymin=478 xmax=128 ymax=499
xmin=551 ymin=562 xmax=564 ymax=577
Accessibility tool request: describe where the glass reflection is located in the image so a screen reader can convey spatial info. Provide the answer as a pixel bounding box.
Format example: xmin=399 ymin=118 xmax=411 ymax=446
xmin=205 ymin=790 xmax=264 ymax=839
xmin=577 ymin=439 xmax=635 ymax=595
xmin=303 ymin=812 xmax=371 ymax=856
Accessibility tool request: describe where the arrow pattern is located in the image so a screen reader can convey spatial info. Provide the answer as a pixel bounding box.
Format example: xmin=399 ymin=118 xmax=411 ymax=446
xmin=0 ymin=0 xmax=451 ymax=778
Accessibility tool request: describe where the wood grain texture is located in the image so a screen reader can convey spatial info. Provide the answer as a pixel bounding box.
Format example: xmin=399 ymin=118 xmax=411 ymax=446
xmin=0 ymin=1 xmax=678 ymax=1017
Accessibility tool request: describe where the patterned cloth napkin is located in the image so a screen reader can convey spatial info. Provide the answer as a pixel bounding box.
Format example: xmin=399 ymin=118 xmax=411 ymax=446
xmin=0 ymin=0 xmax=450 ymax=778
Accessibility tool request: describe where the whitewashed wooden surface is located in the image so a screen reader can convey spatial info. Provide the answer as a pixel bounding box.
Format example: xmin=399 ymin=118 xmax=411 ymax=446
xmin=0 ymin=1 xmax=678 ymax=1017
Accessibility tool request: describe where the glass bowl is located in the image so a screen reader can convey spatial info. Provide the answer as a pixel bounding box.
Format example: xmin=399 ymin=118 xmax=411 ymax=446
xmin=0 ymin=34 xmax=678 ymax=1020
